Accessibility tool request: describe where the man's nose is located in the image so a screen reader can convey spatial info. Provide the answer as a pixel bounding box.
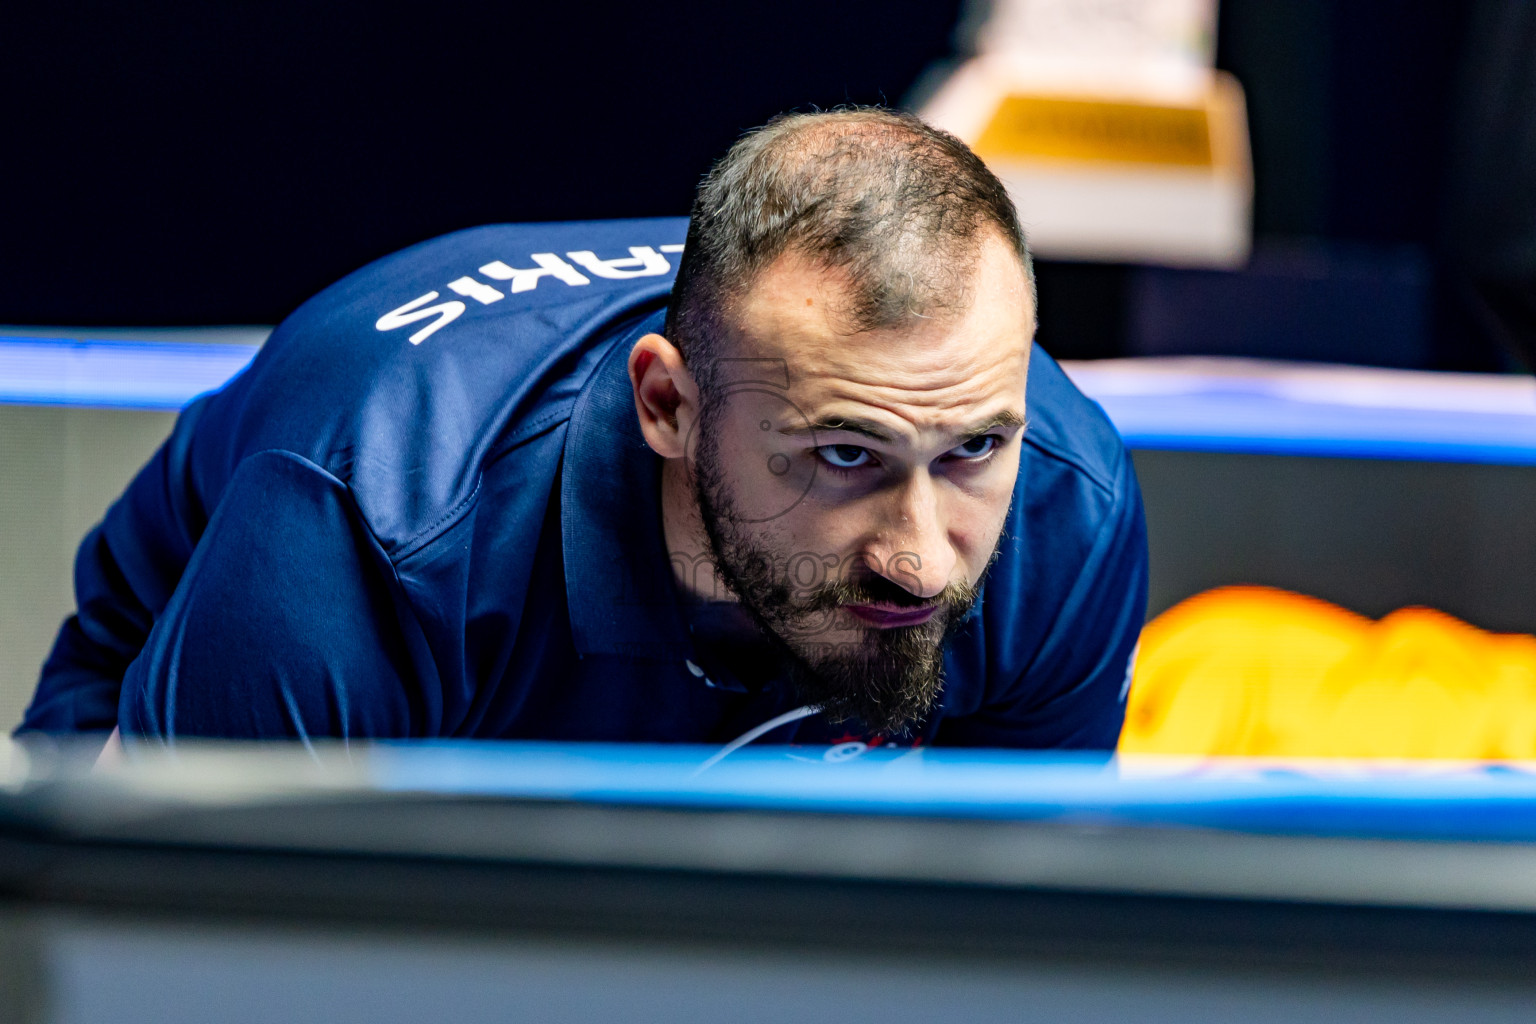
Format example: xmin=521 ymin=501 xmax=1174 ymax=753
xmin=866 ymin=472 xmax=956 ymax=600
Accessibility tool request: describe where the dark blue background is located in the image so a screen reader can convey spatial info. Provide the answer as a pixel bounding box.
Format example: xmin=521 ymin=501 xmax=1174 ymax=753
xmin=4 ymin=0 xmax=1510 ymax=369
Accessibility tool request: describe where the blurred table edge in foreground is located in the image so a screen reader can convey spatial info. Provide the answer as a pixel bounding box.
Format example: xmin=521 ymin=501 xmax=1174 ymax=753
xmin=5 ymin=331 xmax=1534 ymax=463
xmin=4 ymin=739 xmax=1536 ymax=980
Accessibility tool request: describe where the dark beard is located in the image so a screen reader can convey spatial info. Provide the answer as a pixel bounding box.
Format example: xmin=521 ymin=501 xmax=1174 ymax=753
xmin=690 ymin=405 xmax=983 ymax=736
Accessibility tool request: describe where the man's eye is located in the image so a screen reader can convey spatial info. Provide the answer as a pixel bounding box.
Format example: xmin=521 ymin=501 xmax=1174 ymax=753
xmin=948 ymin=435 xmax=1000 ymax=460
xmin=817 ymin=444 xmax=874 ymax=470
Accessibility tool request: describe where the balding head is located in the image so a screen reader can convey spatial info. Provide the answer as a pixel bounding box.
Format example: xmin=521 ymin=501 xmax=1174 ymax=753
xmin=666 ymin=107 xmax=1033 ymax=390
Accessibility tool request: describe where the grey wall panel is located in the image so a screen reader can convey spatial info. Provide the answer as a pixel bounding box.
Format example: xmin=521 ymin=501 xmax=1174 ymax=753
xmin=1133 ymin=449 xmax=1536 ymax=633
xmin=0 ymin=407 xmax=176 ymax=733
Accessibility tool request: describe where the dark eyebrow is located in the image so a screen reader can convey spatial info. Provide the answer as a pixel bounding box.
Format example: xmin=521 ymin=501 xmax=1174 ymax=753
xmin=781 ymin=410 xmax=1026 ymax=445
xmin=957 ymin=410 xmax=1027 ymax=440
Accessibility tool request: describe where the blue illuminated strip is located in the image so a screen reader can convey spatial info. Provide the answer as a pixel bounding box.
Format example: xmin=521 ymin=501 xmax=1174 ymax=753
xmin=1064 ymin=361 xmax=1536 ymax=465
xmin=4 ymin=335 xmax=1536 ymax=466
xmin=368 ymin=743 xmax=1536 ymax=843
xmin=0 ymin=337 xmax=259 ymax=410
xmin=1096 ymin=392 xmax=1536 ymax=465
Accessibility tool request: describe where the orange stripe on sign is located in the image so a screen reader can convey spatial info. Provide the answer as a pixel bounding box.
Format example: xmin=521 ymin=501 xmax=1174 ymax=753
xmin=974 ymin=95 xmax=1215 ymax=168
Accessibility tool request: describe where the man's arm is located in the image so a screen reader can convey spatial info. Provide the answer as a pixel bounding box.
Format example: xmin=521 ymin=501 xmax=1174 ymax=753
xmin=937 ymin=452 xmax=1150 ymax=749
xmin=117 ymin=449 xmax=423 ymax=742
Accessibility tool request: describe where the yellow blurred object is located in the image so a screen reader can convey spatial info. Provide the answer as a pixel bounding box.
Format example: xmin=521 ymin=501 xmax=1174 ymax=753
xmin=1120 ymin=586 xmax=1536 ymax=759
xmin=973 ymin=94 xmax=1216 ymax=167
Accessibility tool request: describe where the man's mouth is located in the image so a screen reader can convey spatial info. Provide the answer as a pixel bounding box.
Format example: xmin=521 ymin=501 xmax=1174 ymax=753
xmin=844 ymin=603 xmax=939 ymax=628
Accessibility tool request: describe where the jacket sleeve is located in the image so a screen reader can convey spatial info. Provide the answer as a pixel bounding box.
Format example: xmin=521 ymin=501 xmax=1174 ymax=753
xmin=936 ymin=453 xmax=1150 ymax=750
xmin=117 ymin=449 xmax=422 ymax=743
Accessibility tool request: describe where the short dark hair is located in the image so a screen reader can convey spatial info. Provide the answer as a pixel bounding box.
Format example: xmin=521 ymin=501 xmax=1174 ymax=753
xmin=665 ymin=106 xmax=1033 ymax=389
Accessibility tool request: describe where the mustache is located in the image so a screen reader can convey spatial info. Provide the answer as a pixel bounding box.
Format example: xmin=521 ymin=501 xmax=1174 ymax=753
xmin=798 ymin=573 xmax=978 ymax=615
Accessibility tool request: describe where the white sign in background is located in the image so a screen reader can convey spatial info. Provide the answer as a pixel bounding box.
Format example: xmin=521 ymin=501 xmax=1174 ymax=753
xmin=976 ymin=0 xmax=1217 ymax=93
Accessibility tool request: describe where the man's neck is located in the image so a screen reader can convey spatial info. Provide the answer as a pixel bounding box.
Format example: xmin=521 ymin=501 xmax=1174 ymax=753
xmin=660 ymin=458 xmax=737 ymax=603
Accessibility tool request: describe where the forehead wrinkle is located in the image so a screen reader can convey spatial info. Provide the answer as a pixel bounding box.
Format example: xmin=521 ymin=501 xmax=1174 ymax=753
xmin=800 ymin=344 xmax=1024 ymax=392
xmin=795 ymin=339 xmax=1026 ymax=399
xmin=785 ymin=335 xmax=1028 ymax=437
xmin=810 ymin=375 xmax=1018 ymax=410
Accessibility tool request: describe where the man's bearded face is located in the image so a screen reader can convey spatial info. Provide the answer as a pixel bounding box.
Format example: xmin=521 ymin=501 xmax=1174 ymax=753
xmin=692 ymin=396 xmax=986 ymax=736
xmin=680 ymin=236 xmax=1032 ymax=736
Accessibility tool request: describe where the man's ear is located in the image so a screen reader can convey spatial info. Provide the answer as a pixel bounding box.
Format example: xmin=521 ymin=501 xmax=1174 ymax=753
xmin=628 ymin=333 xmax=700 ymax=460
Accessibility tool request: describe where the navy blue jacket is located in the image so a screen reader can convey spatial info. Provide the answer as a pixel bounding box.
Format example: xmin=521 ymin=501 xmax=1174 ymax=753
xmin=22 ymin=218 xmax=1148 ymax=748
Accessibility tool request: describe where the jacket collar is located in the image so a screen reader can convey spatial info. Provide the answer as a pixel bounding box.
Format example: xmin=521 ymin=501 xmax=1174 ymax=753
xmin=560 ymin=312 xmax=690 ymax=659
